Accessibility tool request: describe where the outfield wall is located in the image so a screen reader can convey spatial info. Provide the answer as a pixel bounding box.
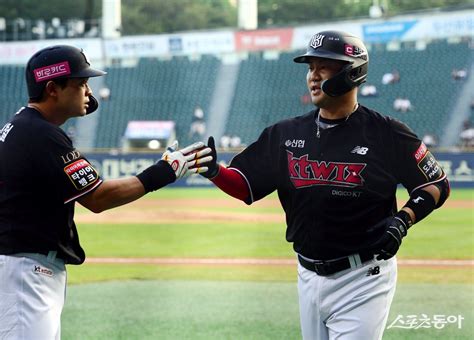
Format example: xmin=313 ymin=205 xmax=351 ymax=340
xmin=86 ymin=151 xmax=474 ymax=188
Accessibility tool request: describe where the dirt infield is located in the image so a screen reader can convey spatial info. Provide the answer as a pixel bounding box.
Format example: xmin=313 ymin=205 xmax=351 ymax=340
xmin=75 ymin=197 xmax=471 ymax=224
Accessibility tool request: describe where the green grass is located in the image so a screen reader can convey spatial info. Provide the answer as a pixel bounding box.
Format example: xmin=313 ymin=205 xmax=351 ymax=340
xmin=77 ymin=202 xmax=472 ymax=260
xmin=78 ymin=222 xmax=293 ymax=258
xmin=61 ymin=280 xmax=473 ymax=340
xmin=77 ymin=215 xmax=472 ymax=259
xmin=61 ymin=188 xmax=473 ymax=339
xmin=67 ymin=263 xmax=473 ymax=285
xmin=398 ymin=209 xmax=473 ymax=259
xmin=67 ymin=263 xmax=297 ymax=284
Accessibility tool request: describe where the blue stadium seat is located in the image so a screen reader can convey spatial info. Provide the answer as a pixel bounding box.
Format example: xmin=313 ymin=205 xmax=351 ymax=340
xmin=95 ymin=55 xmax=220 ymax=148
xmin=225 ymin=40 xmax=471 ymax=144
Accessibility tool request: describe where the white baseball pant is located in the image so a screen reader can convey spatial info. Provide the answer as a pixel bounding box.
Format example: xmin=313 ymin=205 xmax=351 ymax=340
xmin=297 ymin=255 xmax=397 ymax=340
xmin=0 ymin=252 xmax=66 ymax=340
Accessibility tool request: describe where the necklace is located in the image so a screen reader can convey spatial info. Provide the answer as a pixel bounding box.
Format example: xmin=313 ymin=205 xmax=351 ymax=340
xmin=316 ymin=103 xmax=358 ymax=138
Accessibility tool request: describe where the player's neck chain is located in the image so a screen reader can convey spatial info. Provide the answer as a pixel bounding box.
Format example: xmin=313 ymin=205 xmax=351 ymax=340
xmin=316 ymin=103 xmax=359 ymax=138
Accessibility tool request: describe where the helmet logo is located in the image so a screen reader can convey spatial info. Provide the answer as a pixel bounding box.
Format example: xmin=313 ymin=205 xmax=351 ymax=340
xmin=33 ymin=61 xmax=71 ymax=82
xmin=310 ymin=34 xmax=325 ymax=49
xmin=344 ymin=44 xmax=367 ymax=60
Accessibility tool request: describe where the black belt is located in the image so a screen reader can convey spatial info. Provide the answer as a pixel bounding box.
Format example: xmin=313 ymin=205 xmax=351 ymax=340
xmin=298 ymin=252 xmax=374 ymax=276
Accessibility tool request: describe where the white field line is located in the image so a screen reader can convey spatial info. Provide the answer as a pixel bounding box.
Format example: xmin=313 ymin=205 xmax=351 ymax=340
xmin=85 ymin=257 xmax=474 ymax=267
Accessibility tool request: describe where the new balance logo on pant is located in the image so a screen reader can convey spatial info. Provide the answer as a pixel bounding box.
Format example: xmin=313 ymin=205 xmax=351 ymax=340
xmin=366 ymin=266 xmax=380 ymax=276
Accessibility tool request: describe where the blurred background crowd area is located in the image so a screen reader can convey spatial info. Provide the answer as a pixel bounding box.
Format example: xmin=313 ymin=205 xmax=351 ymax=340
xmin=0 ymin=0 xmax=473 ymax=152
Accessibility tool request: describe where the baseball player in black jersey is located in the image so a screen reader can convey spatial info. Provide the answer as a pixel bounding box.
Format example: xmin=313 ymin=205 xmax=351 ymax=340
xmin=0 ymin=45 xmax=212 ymax=339
xmin=197 ymin=31 xmax=450 ymax=339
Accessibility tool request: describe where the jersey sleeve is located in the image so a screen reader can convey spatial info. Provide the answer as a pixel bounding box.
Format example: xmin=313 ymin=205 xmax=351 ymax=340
xmin=389 ymin=118 xmax=445 ymax=193
xmin=39 ymin=127 xmax=102 ymax=204
xmin=228 ymin=127 xmax=279 ymax=204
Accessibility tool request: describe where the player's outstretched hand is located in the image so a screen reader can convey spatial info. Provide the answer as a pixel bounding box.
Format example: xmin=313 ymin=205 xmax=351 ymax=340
xmin=161 ymin=141 xmax=188 ymax=179
xmin=181 ymin=141 xmax=213 ymax=176
xmin=161 ymin=141 xmax=212 ymax=179
xmin=369 ymin=211 xmax=412 ymax=260
xmin=199 ymin=136 xmax=219 ymax=179
xmin=136 ymin=140 xmax=211 ymax=192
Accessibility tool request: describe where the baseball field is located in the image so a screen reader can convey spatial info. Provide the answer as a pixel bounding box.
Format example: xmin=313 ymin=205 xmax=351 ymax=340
xmin=62 ymin=187 xmax=473 ymax=339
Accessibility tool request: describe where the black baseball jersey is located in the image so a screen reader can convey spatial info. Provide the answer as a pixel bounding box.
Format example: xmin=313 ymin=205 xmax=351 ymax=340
xmin=0 ymin=107 xmax=102 ymax=264
xmin=230 ymin=104 xmax=445 ymax=260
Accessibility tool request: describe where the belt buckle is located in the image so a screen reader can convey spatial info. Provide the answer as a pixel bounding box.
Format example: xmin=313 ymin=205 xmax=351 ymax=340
xmin=313 ymin=260 xmax=329 ymax=276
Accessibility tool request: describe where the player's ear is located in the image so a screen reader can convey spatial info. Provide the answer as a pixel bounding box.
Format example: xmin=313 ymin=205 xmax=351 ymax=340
xmin=44 ymin=80 xmax=59 ymax=98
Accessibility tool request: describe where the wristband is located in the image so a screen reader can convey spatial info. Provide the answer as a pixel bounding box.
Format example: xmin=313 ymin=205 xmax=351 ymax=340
xmin=403 ymin=189 xmax=436 ymax=224
xmin=136 ymin=160 xmax=176 ymax=193
xmin=394 ymin=210 xmax=413 ymax=232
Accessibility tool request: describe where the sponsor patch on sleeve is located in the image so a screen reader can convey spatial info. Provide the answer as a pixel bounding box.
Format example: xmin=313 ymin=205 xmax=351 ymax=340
xmin=64 ymin=159 xmax=100 ymax=190
xmin=414 ymin=143 xmax=443 ymax=180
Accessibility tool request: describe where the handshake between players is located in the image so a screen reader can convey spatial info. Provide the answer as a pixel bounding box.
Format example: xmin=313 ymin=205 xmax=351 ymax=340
xmin=160 ymin=140 xmax=213 ymax=180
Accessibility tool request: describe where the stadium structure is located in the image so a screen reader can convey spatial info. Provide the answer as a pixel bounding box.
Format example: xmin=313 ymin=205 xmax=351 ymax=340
xmin=0 ymin=7 xmax=472 ymax=187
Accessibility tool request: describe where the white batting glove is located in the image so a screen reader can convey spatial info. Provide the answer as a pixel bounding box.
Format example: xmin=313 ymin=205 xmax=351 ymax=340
xmin=180 ymin=141 xmax=213 ymax=175
xmin=161 ymin=141 xmax=189 ymax=180
xmin=161 ymin=141 xmax=213 ymax=179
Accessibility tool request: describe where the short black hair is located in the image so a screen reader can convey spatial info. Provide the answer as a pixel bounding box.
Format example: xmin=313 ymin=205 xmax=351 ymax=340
xmin=28 ymin=78 xmax=70 ymax=103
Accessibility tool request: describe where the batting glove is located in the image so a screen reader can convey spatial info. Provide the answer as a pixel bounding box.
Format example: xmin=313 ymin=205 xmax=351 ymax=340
xmin=180 ymin=141 xmax=213 ymax=176
xmin=161 ymin=141 xmax=188 ymax=179
xmin=199 ymin=136 xmax=219 ymax=179
xmin=162 ymin=141 xmax=213 ymax=179
xmin=371 ymin=210 xmax=413 ymax=260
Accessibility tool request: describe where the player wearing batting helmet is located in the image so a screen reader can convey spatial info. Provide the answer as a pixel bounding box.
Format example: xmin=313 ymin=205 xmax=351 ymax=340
xmin=0 ymin=45 xmax=212 ymax=338
xmin=197 ymin=30 xmax=450 ymax=339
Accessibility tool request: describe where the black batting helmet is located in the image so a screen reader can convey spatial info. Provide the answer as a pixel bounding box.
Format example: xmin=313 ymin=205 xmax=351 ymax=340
xmin=25 ymin=45 xmax=106 ymax=114
xmin=294 ymin=30 xmax=368 ymax=97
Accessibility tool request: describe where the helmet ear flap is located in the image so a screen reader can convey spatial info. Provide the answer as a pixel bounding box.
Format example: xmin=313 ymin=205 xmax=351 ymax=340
xmin=349 ymin=63 xmax=368 ymax=84
xmin=86 ymin=95 xmax=99 ymax=114
xmin=321 ymin=62 xmax=368 ymax=97
xmin=321 ymin=65 xmax=355 ymax=97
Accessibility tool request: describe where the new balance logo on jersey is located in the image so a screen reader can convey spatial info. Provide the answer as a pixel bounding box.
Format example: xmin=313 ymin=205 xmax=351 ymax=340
xmin=366 ymin=266 xmax=380 ymax=276
xmin=287 ymin=151 xmax=366 ymax=188
xmin=412 ymin=196 xmax=424 ymax=204
xmin=351 ymin=146 xmax=369 ymax=155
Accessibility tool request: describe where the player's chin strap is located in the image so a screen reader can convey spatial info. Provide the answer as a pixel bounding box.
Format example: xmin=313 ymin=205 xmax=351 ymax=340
xmin=403 ymin=177 xmax=450 ymax=224
xmin=86 ymin=95 xmax=99 ymax=115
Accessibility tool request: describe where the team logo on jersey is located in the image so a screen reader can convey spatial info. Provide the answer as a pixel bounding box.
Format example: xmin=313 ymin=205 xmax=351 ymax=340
xmin=64 ymin=159 xmax=100 ymax=190
xmin=310 ymin=34 xmax=325 ymax=49
xmin=413 ymin=143 xmax=443 ymax=180
xmin=287 ymin=151 xmax=366 ymax=188
xmin=351 ymin=146 xmax=369 ymax=155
